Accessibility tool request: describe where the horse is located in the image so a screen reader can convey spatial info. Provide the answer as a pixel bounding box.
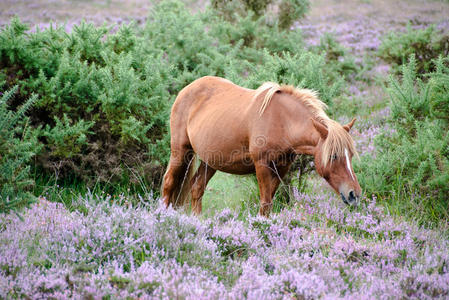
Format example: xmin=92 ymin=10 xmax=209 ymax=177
xmin=161 ymin=76 xmax=361 ymax=216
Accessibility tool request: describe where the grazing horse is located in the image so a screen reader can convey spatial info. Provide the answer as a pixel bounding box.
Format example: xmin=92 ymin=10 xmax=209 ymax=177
xmin=162 ymin=76 xmax=361 ymax=216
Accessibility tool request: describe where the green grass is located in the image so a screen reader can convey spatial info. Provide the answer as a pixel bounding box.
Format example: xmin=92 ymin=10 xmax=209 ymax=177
xmin=30 ymin=168 xmax=307 ymax=220
xmin=201 ymin=170 xmax=306 ymax=218
xmin=31 ymin=173 xmax=153 ymax=212
xmin=202 ymin=172 xmax=260 ymax=217
xmin=31 ymin=163 xmax=446 ymax=231
xmin=31 ymin=170 xmax=261 ymax=218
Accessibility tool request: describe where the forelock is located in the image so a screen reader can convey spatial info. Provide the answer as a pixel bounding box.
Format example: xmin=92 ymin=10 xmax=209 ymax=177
xmin=320 ymin=120 xmax=358 ymax=168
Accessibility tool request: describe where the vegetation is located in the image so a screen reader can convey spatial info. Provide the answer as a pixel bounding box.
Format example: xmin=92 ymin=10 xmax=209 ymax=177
xmin=0 ymin=18 xmax=172 ymax=193
xmin=357 ymin=55 xmax=449 ymax=224
xmin=378 ymin=24 xmax=449 ymax=74
xmin=1 ymin=192 xmax=448 ymax=298
xmin=210 ymin=0 xmax=310 ymax=30
xmin=0 ymin=86 xmax=40 ymax=213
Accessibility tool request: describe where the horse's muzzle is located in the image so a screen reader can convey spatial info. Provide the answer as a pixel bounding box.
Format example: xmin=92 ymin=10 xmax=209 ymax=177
xmin=341 ymin=190 xmax=359 ymax=206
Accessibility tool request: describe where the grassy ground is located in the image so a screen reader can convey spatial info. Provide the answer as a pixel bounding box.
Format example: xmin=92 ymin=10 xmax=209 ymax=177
xmin=306 ymin=0 xmax=449 ymax=26
xmin=2 ymin=0 xmax=448 ymax=33
xmin=202 ymin=172 xmax=259 ymax=217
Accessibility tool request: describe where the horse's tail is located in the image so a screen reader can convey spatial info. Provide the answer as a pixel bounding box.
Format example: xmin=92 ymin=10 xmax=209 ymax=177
xmin=161 ymin=154 xmax=197 ymax=209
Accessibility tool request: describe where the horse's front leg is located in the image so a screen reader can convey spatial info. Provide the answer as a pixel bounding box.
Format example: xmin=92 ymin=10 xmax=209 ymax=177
xmin=254 ymin=160 xmax=282 ymax=217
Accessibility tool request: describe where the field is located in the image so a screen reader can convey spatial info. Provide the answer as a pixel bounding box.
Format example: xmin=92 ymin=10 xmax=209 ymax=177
xmin=1 ymin=0 xmax=449 ymax=298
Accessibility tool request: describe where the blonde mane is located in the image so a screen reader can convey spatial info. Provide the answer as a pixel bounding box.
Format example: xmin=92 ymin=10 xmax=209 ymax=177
xmin=253 ymin=82 xmax=358 ymax=167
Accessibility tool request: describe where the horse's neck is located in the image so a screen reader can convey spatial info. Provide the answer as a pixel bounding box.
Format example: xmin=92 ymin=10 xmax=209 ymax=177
xmin=283 ymin=102 xmax=321 ymax=155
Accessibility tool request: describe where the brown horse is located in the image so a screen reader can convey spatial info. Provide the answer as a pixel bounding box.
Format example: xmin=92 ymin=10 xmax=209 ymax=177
xmin=162 ymin=76 xmax=361 ymax=216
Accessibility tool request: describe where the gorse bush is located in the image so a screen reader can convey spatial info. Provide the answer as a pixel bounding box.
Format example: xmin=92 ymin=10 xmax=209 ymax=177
xmin=0 ymin=0 xmax=344 ymax=197
xmin=0 ymin=20 xmax=170 ymax=186
xmin=389 ymin=55 xmax=449 ymax=137
xmin=429 ymin=56 xmax=449 ymax=120
xmin=211 ymin=0 xmax=272 ymax=20
xmin=206 ymin=11 xmax=305 ymax=57
xmin=314 ymin=33 xmax=359 ymax=80
xmin=378 ymin=24 xmax=449 ymax=74
xmin=277 ymin=0 xmax=310 ymax=30
xmin=0 ymin=19 xmax=172 ymax=187
xmin=356 ymin=55 xmax=449 ymax=224
xmin=244 ymin=51 xmax=342 ymax=105
xmin=0 ymin=86 xmax=41 ymax=213
xmin=210 ymin=0 xmax=310 ymax=30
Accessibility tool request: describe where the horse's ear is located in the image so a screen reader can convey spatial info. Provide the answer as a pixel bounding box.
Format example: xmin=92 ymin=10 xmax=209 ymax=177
xmin=343 ymin=118 xmax=356 ymax=132
xmin=311 ymin=118 xmax=328 ymax=139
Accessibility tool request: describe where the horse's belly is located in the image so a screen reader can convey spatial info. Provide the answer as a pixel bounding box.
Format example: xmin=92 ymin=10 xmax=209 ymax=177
xmin=188 ymin=124 xmax=254 ymax=174
xmin=199 ymin=150 xmax=254 ymax=175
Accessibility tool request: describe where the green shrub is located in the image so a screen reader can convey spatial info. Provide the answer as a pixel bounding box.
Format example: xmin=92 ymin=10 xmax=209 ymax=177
xmin=0 ymin=86 xmax=41 ymax=213
xmin=429 ymin=56 xmax=449 ymax=120
xmin=244 ymin=51 xmax=343 ymax=106
xmin=387 ymin=55 xmax=432 ymax=135
xmin=144 ymin=0 xmax=235 ymax=90
xmin=210 ymin=0 xmax=272 ymax=20
xmin=205 ymin=9 xmax=306 ymax=62
xmin=378 ymin=24 xmax=449 ymax=74
xmin=357 ymin=55 xmax=449 ymax=224
xmin=0 ymin=18 xmax=172 ymax=187
xmin=277 ymin=0 xmax=310 ymax=30
xmin=314 ymin=33 xmax=359 ymax=79
xmin=210 ymin=0 xmax=310 ymax=30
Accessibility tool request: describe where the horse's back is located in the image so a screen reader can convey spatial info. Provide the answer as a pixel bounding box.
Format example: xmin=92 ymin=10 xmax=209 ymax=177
xmin=171 ymin=76 xmax=250 ymax=117
xmin=173 ymin=76 xmax=255 ymax=128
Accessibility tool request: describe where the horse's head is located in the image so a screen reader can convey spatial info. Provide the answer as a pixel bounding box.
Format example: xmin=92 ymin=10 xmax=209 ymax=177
xmin=311 ymin=118 xmax=361 ymax=206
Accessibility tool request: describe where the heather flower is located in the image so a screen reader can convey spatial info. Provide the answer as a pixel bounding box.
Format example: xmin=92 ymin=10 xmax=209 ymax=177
xmin=1 ymin=189 xmax=449 ymax=298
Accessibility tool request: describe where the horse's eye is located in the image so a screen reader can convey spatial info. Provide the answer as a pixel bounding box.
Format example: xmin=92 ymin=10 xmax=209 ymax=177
xmin=332 ymin=154 xmax=337 ymax=161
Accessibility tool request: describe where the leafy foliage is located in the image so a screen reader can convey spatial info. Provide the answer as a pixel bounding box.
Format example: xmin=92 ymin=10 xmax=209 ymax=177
xmin=357 ymin=55 xmax=449 ymax=223
xmin=0 ymin=18 xmax=173 ymax=188
xmin=378 ymin=24 xmax=449 ymax=74
xmin=314 ymin=32 xmax=360 ymax=79
xmin=210 ymin=0 xmax=310 ymax=30
xmin=0 ymin=86 xmax=41 ymax=213
xmin=277 ymin=0 xmax=310 ymax=30
xmin=211 ymin=0 xmax=273 ymax=20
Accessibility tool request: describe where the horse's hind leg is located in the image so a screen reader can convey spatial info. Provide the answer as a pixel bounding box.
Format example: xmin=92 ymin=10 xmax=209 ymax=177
xmin=162 ymin=147 xmax=194 ymax=208
xmin=191 ymin=161 xmax=216 ymax=215
xmin=163 ymin=84 xmax=205 ymax=208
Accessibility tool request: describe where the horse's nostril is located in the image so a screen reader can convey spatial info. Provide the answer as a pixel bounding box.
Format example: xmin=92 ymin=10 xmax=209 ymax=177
xmin=349 ymin=190 xmax=355 ymax=200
